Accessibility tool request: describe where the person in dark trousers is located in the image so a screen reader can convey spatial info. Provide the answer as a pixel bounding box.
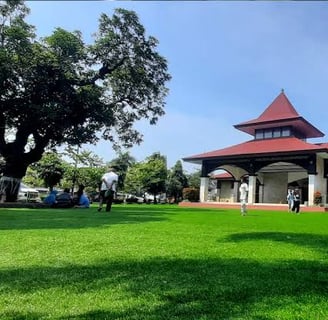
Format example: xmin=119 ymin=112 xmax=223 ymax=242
xmin=98 ymin=167 xmax=119 ymax=212
xmin=292 ymin=189 xmax=301 ymax=214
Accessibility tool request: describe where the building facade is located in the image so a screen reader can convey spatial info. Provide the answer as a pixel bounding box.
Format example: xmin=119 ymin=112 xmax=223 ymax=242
xmin=183 ymin=91 xmax=328 ymax=207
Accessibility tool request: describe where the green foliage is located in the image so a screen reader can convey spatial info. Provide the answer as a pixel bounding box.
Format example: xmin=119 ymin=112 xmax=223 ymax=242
xmin=62 ymin=146 xmax=105 ymax=192
xmin=21 ymin=166 xmax=43 ymax=187
xmin=62 ymin=165 xmax=105 ymax=194
xmin=0 ymin=0 xmax=171 ymax=191
xmin=33 ymin=151 xmax=65 ymax=190
xmin=108 ymin=151 xmax=136 ymax=190
xmin=142 ymin=153 xmax=167 ymax=201
xmin=124 ymin=162 xmax=146 ymax=196
xmin=186 ymin=170 xmax=201 ymax=189
xmin=166 ymin=160 xmax=188 ymax=203
xmin=182 ymin=187 xmax=200 ymax=202
xmin=124 ymin=153 xmax=167 ymax=201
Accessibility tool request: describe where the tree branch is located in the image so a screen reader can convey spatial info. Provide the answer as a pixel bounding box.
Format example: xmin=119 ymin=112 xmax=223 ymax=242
xmin=72 ymin=57 xmax=127 ymax=86
xmin=24 ymin=131 xmax=50 ymax=164
xmin=0 ymin=114 xmax=6 ymax=148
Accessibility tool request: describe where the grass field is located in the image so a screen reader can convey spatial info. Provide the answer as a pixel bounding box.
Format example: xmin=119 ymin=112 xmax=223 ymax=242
xmin=0 ymin=204 xmax=327 ymax=320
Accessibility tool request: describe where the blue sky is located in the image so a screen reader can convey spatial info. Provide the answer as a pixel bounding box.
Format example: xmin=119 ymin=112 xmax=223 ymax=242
xmin=26 ymin=1 xmax=328 ymax=172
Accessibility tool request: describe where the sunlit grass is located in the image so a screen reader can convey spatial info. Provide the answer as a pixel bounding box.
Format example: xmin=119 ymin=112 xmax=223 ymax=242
xmin=0 ymin=204 xmax=327 ymax=319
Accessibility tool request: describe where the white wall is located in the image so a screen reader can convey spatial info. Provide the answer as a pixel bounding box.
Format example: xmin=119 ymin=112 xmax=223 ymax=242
xmin=217 ymin=181 xmax=233 ymax=202
xmin=263 ymin=173 xmax=288 ymax=203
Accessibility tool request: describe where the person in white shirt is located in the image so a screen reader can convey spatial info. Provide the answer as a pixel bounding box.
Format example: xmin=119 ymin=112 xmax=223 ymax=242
xmin=239 ymin=178 xmax=249 ymax=216
xmin=97 ymin=166 xmax=119 ymax=212
xmin=286 ymin=189 xmax=294 ymax=212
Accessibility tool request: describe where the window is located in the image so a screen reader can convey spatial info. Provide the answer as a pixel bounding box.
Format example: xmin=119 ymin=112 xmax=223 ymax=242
xmin=255 ymin=126 xmax=291 ymax=140
xmin=255 ymin=129 xmax=264 ymax=140
xmin=273 ymin=128 xmax=281 ymax=138
xmin=282 ymin=127 xmax=290 ymax=137
xmin=264 ymin=129 xmax=273 ymax=138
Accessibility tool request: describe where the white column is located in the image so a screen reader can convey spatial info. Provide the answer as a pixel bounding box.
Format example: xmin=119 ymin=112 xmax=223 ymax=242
xmin=233 ymin=181 xmax=239 ymax=202
xmin=308 ymin=174 xmax=315 ymax=206
xmin=259 ymin=184 xmax=264 ymax=203
xmin=316 ymin=157 xmax=327 ymax=204
xmin=200 ymin=177 xmax=209 ymax=202
xmin=248 ymin=175 xmax=257 ymax=204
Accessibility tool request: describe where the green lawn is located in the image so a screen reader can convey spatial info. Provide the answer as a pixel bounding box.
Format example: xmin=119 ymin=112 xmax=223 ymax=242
xmin=0 ymin=204 xmax=327 ymax=320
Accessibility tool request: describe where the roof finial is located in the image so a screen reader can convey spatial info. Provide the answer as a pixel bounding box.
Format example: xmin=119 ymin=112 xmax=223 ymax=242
xmin=281 ymin=88 xmax=284 ymax=93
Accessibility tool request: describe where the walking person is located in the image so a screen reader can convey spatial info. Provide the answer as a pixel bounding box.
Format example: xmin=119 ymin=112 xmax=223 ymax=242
xmin=287 ymin=189 xmax=294 ymax=212
xmin=98 ymin=166 xmax=119 ymax=212
xmin=292 ymin=189 xmax=301 ymax=214
xmin=239 ymin=177 xmax=249 ymax=216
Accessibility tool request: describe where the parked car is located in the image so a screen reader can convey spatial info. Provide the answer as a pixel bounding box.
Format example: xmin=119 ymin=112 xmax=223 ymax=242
xmin=125 ymin=194 xmax=144 ymax=204
xmin=18 ymin=183 xmax=41 ymax=203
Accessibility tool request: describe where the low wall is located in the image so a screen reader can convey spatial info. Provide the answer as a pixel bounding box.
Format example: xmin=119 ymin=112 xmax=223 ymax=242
xmin=179 ymin=201 xmax=328 ymax=212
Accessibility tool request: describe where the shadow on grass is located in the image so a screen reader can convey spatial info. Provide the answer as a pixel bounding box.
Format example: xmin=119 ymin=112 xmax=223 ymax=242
xmin=226 ymin=232 xmax=328 ymax=255
xmin=1 ymin=256 xmax=327 ymax=319
xmin=0 ymin=205 xmax=228 ymax=231
xmin=0 ymin=205 xmax=173 ymax=231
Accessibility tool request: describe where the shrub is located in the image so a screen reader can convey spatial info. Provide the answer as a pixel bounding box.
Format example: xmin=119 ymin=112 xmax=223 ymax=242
xmin=313 ymin=191 xmax=322 ymax=205
xmin=182 ymin=187 xmax=199 ymax=202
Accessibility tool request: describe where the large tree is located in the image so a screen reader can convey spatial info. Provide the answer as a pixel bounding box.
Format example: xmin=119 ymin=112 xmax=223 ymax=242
xmin=0 ymin=1 xmax=170 ymax=201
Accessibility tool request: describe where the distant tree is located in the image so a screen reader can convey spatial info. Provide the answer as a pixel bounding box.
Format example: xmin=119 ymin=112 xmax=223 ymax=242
xmin=108 ymin=151 xmax=136 ymax=190
xmin=124 ymin=152 xmax=167 ymax=203
xmin=124 ymin=163 xmax=145 ymax=196
xmin=0 ymin=1 xmax=170 ymax=201
xmin=187 ymin=170 xmax=201 ymax=189
xmin=63 ymin=146 xmax=104 ymax=192
xmin=33 ymin=152 xmax=65 ymax=191
xmin=22 ymin=166 xmax=43 ymax=187
xmin=62 ymin=164 xmax=105 ymax=195
xmin=141 ymin=153 xmax=167 ymax=203
xmin=167 ymin=160 xmax=188 ymax=203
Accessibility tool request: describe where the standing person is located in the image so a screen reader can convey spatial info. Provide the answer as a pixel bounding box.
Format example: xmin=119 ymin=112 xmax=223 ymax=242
xmin=292 ymin=189 xmax=301 ymax=214
xmin=287 ymin=189 xmax=294 ymax=212
xmin=98 ymin=166 xmax=119 ymax=212
xmin=239 ymin=178 xmax=249 ymax=216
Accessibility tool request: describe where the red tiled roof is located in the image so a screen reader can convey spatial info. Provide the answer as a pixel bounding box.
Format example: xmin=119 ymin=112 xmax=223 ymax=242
xmin=238 ymin=91 xmax=299 ymax=124
xmin=234 ymin=91 xmax=324 ymax=138
xmin=211 ymin=172 xmax=233 ymax=179
xmin=183 ymin=137 xmax=328 ymax=162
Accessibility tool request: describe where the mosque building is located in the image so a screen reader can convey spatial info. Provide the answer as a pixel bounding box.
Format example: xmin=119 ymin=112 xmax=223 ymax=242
xmin=183 ymin=90 xmax=328 ymax=208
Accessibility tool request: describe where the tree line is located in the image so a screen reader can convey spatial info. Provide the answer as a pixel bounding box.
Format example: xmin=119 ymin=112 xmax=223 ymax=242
xmin=20 ymin=149 xmax=200 ymax=203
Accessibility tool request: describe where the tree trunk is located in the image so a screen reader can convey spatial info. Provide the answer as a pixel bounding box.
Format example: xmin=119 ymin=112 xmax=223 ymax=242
xmin=0 ymin=128 xmax=46 ymax=202
xmin=0 ymin=157 xmax=28 ymax=202
xmin=0 ymin=176 xmax=21 ymax=202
